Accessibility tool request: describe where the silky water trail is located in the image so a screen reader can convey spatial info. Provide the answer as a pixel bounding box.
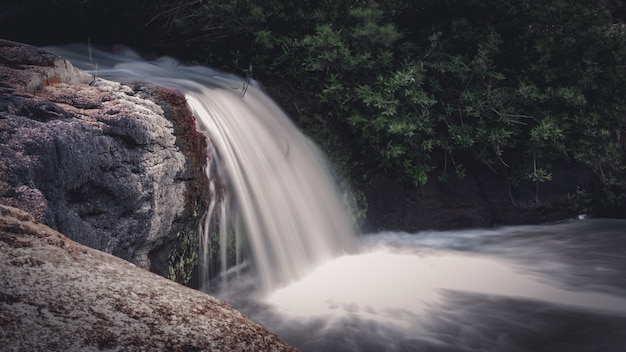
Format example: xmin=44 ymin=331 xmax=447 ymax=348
xmin=48 ymin=44 xmax=626 ymax=352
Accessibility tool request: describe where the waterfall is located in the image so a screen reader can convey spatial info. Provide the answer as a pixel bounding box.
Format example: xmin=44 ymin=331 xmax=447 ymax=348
xmin=187 ymin=83 xmax=359 ymax=290
xmin=44 ymin=45 xmax=626 ymax=352
xmin=47 ymin=44 xmax=358 ymax=290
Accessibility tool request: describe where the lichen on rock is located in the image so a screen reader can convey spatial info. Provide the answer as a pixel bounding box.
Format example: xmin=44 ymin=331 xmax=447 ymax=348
xmin=0 ymin=204 xmax=295 ymax=351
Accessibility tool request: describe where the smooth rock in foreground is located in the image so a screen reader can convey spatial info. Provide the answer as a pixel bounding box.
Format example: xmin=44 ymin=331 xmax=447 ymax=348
xmin=0 ymin=204 xmax=296 ymax=351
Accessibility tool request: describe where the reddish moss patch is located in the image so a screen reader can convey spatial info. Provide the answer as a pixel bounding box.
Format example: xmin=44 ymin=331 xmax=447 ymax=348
xmin=156 ymin=87 xmax=211 ymax=217
xmin=139 ymin=86 xmax=216 ymax=285
xmin=45 ymin=76 xmax=62 ymax=86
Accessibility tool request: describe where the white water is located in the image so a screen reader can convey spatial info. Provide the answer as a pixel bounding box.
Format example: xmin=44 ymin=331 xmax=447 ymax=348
xmin=215 ymin=220 xmax=626 ymax=351
xmin=47 ymin=45 xmax=626 ymax=351
xmin=185 ymin=81 xmax=357 ymax=290
xmin=46 ymin=44 xmax=357 ymax=290
xmin=268 ymin=250 xmax=625 ymax=324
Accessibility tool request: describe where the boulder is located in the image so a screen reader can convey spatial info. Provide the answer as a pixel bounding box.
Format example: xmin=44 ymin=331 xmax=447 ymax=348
xmin=0 ymin=204 xmax=295 ymax=351
xmin=0 ymin=39 xmax=210 ymax=274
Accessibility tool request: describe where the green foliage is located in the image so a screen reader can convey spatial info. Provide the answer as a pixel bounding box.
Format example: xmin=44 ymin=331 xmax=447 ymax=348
xmin=166 ymin=226 xmax=199 ymax=285
xmin=145 ymin=0 xmax=626 ymax=210
xmin=394 ymin=0 xmax=626 ymax=198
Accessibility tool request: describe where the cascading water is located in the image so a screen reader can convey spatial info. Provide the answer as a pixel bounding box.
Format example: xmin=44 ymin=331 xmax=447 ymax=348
xmin=45 ymin=44 xmax=357 ymax=291
xmin=184 ymin=78 xmax=358 ymax=290
xmin=47 ymin=44 xmax=626 ymax=352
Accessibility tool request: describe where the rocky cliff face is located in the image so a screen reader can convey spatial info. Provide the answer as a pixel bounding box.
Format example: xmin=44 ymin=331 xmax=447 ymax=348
xmin=0 ymin=204 xmax=295 ymax=351
xmin=0 ymin=39 xmax=209 ymax=274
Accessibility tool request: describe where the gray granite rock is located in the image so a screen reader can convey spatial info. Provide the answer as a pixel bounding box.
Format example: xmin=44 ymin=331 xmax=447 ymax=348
xmin=0 ymin=39 xmax=206 ymax=271
xmin=0 ymin=204 xmax=295 ymax=351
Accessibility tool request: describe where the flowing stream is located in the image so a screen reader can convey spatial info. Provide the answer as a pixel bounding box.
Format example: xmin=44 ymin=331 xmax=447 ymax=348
xmin=227 ymin=220 xmax=626 ymax=351
xmin=48 ymin=45 xmax=626 ymax=351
